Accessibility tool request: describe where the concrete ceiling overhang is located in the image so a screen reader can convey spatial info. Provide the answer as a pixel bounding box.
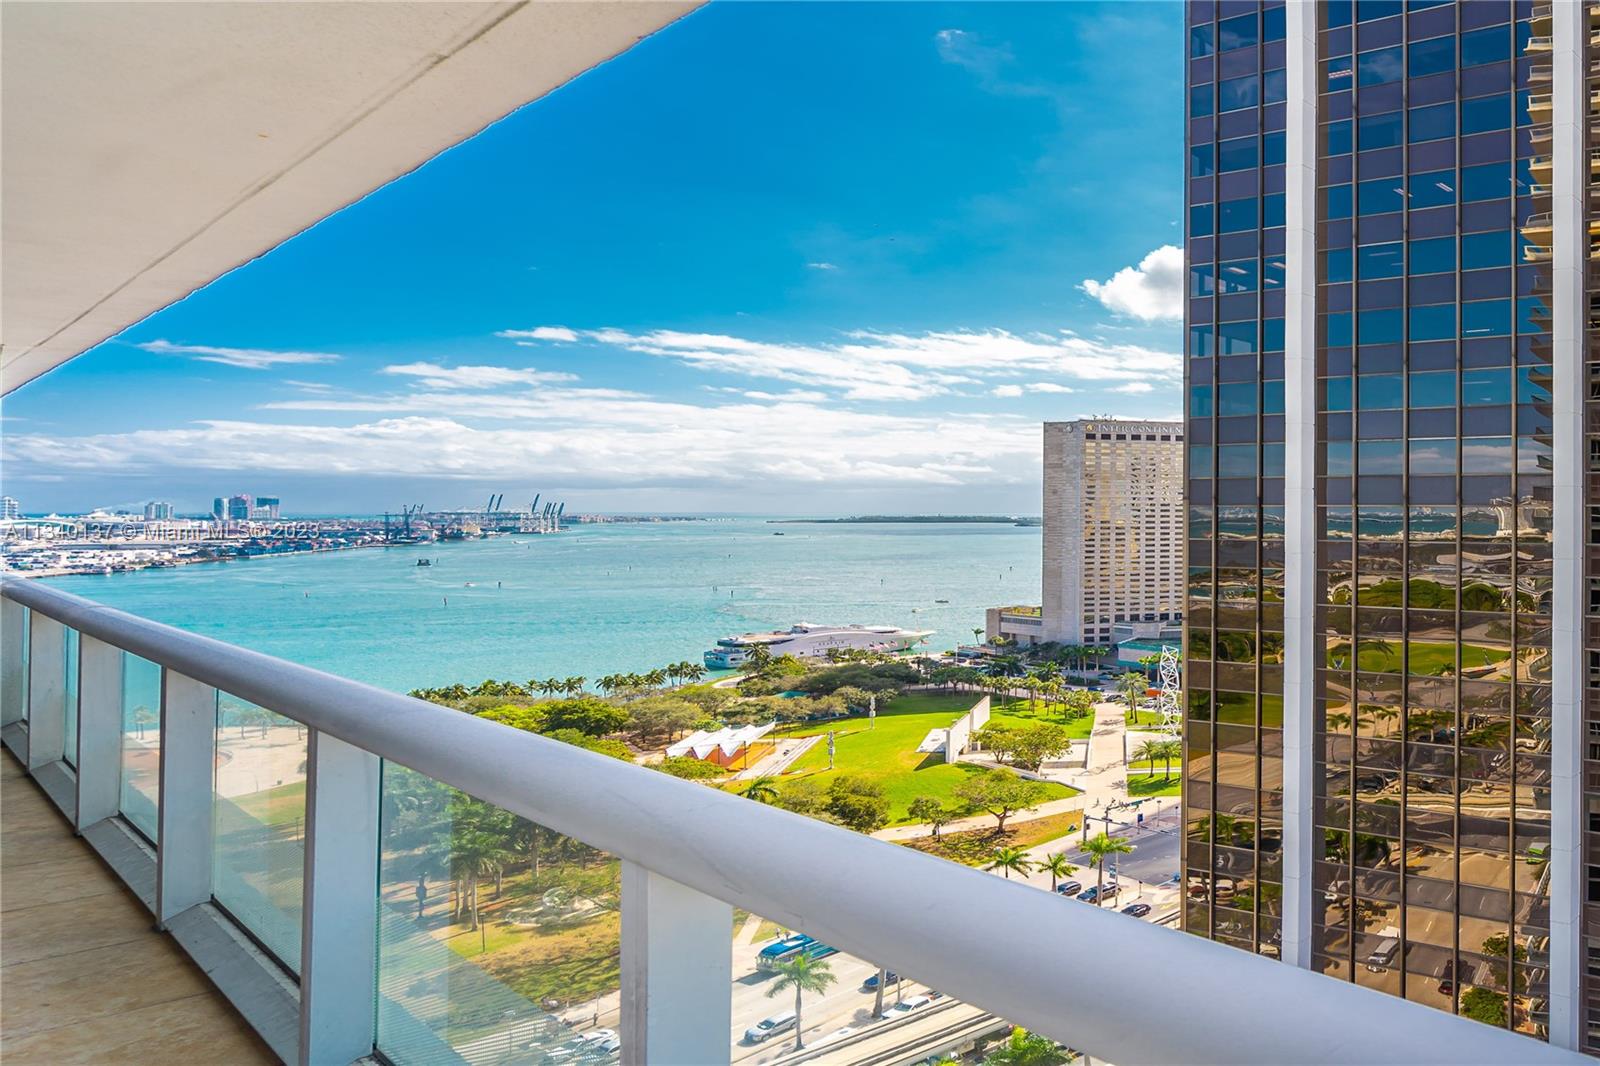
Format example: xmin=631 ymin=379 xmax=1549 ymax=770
xmin=0 ymin=0 xmax=699 ymax=394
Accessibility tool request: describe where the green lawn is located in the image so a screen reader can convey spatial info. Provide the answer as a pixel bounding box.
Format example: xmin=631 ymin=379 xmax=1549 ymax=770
xmin=1125 ymin=709 xmax=1169 ymax=729
xmin=781 ymin=692 xmax=1076 ymax=823
xmin=233 ymin=780 xmax=307 ymax=828
xmin=986 ymin=698 xmax=1096 ymax=740
xmin=1127 ymin=772 xmax=1180 ymax=798
xmin=1327 ymin=639 xmax=1509 ymax=677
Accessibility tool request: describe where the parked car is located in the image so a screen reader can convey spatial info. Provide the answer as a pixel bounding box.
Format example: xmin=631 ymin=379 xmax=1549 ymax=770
xmin=890 ymin=995 xmax=933 ymax=1015
xmin=1078 ymin=883 xmax=1120 ymax=904
xmin=862 ymin=970 xmax=900 ymax=990
xmin=745 ymin=1011 xmax=797 ymax=1044
xmin=1053 ymin=881 xmax=1084 ymax=897
xmin=1121 ymin=902 xmax=1152 ymax=917
xmin=1437 ymin=959 xmax=1456 ymax=996
xmin=546 ymin=1030 xmax=619 ymax=1060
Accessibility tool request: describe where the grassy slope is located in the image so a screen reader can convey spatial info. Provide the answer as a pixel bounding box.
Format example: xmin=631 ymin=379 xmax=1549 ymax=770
xmin=781 ymin=692 xmax=1075 ymax=823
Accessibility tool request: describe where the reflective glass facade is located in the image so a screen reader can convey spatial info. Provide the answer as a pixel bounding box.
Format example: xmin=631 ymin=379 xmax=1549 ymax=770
xmin=1182 ymin=0 xmax=1585 ymax=1044
xmin=1184 ymin=0 xmax=1290 ymax=961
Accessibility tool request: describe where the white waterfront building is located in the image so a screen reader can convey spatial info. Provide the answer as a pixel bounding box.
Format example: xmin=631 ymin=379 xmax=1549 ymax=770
xmin=1040 ymin=418 xmax=1183 ymax=646
xmin=703 ymin=622 xmax=932 ymax=668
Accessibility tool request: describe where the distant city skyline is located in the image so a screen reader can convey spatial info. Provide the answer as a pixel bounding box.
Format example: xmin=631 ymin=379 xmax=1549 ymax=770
xmin=0 ymin=2 xmax=1183 ymax=514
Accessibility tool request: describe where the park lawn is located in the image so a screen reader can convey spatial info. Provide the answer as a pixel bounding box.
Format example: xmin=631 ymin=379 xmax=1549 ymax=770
xmin=1128 ymin=772 xmax=1180 ymax=798
xmin=902 ymin=810 xmax=1083 ymax=867
xmin=986 ymin=701 xmax=1096 ymax=740
xmin=1329 ymin=639 xmax=1508 ymax=676
xmin=1126 ymin=709 xmax=1169 ymax=729
xmin=781 ymin=692 xmax=1075 ymax=823
xmin=233 ymin=779 xmax=308 ymax=828
xmin=440 ymin=865 xmax=622 ymax=1006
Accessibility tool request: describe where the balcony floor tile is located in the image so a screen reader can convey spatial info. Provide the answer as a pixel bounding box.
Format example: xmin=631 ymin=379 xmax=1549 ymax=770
xmin=0 ymin=752 xmax=275 ymax=1064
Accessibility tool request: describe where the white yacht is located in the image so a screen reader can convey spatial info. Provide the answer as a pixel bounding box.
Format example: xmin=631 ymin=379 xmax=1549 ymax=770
xmin=704 ymin=622 xmax=933 ymax=669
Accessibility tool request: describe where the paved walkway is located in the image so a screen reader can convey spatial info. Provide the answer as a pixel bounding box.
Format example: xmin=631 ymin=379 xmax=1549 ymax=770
xmin=0 ymin=752 xmax=273 ymax=1064
xmin=735 ymin=734 xmax=819 ymax=780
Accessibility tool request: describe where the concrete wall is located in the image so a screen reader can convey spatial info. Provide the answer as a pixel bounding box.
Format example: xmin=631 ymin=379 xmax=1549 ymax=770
xmin=943 ymin=696 xmax=991 ymax=761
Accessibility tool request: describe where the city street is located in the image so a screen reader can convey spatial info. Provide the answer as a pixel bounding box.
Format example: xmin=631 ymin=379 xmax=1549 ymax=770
xmin=730 ymin=946 xmax=938 ymax=1063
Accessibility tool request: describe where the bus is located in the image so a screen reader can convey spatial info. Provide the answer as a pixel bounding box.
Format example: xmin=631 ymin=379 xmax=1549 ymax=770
xmin=756 ymin=933 xmax=838 ymax=972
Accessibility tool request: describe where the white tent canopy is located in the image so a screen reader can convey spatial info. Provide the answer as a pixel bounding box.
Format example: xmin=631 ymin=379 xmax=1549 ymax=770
xmin=667 ymin=723 xmax=775 ymax=761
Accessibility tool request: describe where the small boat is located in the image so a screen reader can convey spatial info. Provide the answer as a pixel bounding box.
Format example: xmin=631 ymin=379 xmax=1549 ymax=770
xmin=464 ymin=582 xmax=476 ymax=587
xmin=934 ymin=599 xmax=949 ymax=604
xmin=416 ymin=559 xmax=432 ymax=567
xmin=773 ymin=532 xmax=785 ymax=536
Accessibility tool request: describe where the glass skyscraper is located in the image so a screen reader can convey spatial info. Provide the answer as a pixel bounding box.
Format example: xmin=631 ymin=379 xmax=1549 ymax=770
xmin=1182 ymin=0 xmax=1591 ymax=1052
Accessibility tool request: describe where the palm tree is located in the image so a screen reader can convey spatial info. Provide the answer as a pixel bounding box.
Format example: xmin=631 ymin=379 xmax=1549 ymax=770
xmin=1148 ymin=738 xmax=1182 ymax=779
xmin=1132 ymin=738 xmax=1163 ymax=777
xmin=1118 ymin=671 xmax=1148 ymax=724
xmin=744 ymin=776 xmax=780 ymax=805
xmin=644 ymin=667 xmax=669 ymax=688
xmin=681 ymin=662 xmax=707 ymax=684
xmin=1082 ymin=831 xmax=1134 ymax=906
xmin=1039 ymin=852 xmax=1077 ymax=891
xmin=538 ymin=677 xmax=564 ymax=698
xmin=986 ymin=845 xmax=1034 ymax=880
xmin=564 ymin=676 xmax=586 ymax=696
xmin=743 ymin=645 xmax=773 ymax=675
xmin=595 ymin=674 xmax=620 ymax=696
xmin=131 ymin=705 xmax=156 ymax=739
xmin=450 ymin=828 xmax=511 ymax=931
xmin=764 ymin=952 xmax=836 ymax=1051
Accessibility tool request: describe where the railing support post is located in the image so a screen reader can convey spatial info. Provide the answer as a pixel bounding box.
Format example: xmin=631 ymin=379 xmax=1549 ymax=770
xmin=156 ymin=670 xmax=216 ymax=926
xmin=25 ymin=611 xmax=67 ymax=769
xmin=298 ymin=730 xmax=379 ymax=1066
xmin=75 ymin=636 xmax=124 ymax=830
xmin=1 ymin=597 xmax=25 ymax=726
xmin=620 ymin=861 xmax=732 ymax=1066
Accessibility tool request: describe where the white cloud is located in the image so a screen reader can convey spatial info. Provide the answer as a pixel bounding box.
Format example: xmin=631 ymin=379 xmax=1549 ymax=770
xmin=992 ymin=384 xmax=1024 ymax=398
xmin=934 ymin=29 xmax=1013 ymax=80
xmin=495 ymin=326 xmax=579 ymax=343
xmin=499 ymin=325 xmax=1178 ymax=402
xmin=3 ymin=401 xmax=1042 ymax=491
xmin=1079 ymin=245 xmax=1184 ymax=322
xmin=381 ymin=362 xmax=578 ymax=390
xmin=1110 ymin=381 xmax=1154 ymax=394
xmin=806 ymin=262 xmax=838 ymax=271
xmin=137 ymin=339 xmax=341 ymax=369
xmin=1028 ymin=382 xmax=1075 ymax=394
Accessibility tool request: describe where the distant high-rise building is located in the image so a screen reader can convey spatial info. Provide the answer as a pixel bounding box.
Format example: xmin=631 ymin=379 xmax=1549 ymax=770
xmin=213 ymin=497 xmax=226 ymax=520
xmin=1040 ymin=419 xmax=1183 ymax=646
xmin=227 ymin=494 xmax=252 ymax=521
xmin=1181 ymin=0 xmax=1587 ymax=1051
xmin=253 ymin=495 xmax=281 ymax=520
xmin=0 ymin=496 xmax=19 ymax=520
xmin=143 ymin=501 xmax=173 ymax=521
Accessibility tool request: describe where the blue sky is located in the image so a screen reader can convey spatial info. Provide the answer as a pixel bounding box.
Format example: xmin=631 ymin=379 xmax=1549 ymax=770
xmin=3 ymin=1 xmax=1184 ymax=516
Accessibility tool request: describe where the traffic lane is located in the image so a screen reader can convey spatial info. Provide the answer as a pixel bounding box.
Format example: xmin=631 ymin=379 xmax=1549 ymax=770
xmin=731 ymin=951 xmax=931 ymax=1063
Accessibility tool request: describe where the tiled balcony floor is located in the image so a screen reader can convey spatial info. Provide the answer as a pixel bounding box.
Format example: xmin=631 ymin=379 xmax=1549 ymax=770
xmin=0 ymin=750 xmax=275 ymax=1064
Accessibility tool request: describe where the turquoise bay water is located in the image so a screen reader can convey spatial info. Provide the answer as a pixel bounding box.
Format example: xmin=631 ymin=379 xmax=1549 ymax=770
xmin=45 ymin=519 xmax=1040 ymax=693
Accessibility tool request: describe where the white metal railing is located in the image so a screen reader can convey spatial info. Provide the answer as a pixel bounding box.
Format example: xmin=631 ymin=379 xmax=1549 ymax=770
xmin=0 ymin=578 xmax=1586 ymax=1066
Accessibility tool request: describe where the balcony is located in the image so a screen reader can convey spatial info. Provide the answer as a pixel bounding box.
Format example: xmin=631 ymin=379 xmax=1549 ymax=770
xmin=1 ymin=578 xmax=1586 ymax=1064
